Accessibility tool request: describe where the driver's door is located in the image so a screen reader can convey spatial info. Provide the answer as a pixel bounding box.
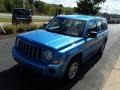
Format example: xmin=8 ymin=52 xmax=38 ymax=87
xmin=83 ymin=20 xmax=98 ymax=61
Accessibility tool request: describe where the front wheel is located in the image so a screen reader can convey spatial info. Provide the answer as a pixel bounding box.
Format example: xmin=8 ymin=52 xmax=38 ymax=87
xmin=64 ymin=58 xmax=80 ymax=80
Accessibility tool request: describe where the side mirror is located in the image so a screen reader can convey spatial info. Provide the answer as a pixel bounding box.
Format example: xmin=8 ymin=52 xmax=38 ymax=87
xmin=88 ymin=31 xmax=97 ymax=38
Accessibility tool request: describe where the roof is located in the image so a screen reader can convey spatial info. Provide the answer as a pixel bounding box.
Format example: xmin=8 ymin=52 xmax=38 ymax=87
xmin=57 ymin=15 xmax=104 ymax=21
xmin=13 ymin=8 xmax=31 ymax=10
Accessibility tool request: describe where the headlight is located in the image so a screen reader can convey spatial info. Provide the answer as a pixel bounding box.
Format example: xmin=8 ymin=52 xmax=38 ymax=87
xmin=43 ymin=50 xmax=53 ymax=60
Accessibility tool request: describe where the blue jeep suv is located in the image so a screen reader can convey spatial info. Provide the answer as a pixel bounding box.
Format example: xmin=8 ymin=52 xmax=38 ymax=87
xmin=12 ymin=15 xmax=108 ymax=80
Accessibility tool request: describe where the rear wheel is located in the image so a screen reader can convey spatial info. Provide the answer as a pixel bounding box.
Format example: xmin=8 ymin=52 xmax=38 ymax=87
xmin=99 ymin=41 xmax=107 ymax=54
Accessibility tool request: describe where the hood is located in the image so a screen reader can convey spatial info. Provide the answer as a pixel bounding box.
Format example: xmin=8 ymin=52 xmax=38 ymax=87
xmin=18 ymin=29 xmax=83 ymax=51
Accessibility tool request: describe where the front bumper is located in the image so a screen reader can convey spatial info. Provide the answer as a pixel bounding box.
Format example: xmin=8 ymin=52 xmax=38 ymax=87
xmin=12 ymin=47 xmax=65 ymax=78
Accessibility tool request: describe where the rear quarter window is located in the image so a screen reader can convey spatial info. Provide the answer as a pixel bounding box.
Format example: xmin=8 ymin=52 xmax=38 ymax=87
xmin=97 ymin=19 xmax=108 ymax=32
xmin=13 ymin=9 xmax=30 ymax=15
xmin=97 ymin=20 xmax=103 ymax=32
xmin=102 ymin=19 xmax=108 ymax=30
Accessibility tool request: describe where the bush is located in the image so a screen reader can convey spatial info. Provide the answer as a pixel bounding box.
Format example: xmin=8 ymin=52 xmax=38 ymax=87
xmin=16 ymin=24 xmax=28 ymax=33
xmin=2 ymin=24 xmax=39 ymax=35
xmin=16 ymin=24 xmax=38 ymax=33
xmin=3 ymin=25 xmax=16 ymax=35
xmin=26 ymin=24 xmax=38 ymax=31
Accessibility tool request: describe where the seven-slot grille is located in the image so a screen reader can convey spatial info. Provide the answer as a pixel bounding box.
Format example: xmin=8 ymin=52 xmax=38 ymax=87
xmin=16 ymin=39 xmax=42 ymax=60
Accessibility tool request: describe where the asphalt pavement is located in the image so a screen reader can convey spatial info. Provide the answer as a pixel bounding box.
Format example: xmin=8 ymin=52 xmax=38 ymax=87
xmin=0 ymin=24 xmax=120 ymax=90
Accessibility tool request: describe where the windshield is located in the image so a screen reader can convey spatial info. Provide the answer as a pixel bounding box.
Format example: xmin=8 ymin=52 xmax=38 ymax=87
xmin=13 ymin=9 xmax=30 ymax=15
xmin=45 ymin=17 xmax=86 ymax=37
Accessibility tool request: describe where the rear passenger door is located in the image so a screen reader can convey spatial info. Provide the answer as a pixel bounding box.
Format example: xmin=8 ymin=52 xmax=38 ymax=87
xmin=96 ymin=20 xmax=107 ymax=48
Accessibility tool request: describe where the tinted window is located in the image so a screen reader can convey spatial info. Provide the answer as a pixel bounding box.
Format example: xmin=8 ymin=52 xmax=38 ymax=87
xmin=88 ymin=21 xmax=97 ymax=32
xmin=45 ymin=17 xmax=86 ymax=37
xmin=13 ymin=9 xmax=30 ymax=15
xmin=97 ymin=20 xmax=103 ymax=31
xmin=102 ymin=19 xmax=108 ymax=30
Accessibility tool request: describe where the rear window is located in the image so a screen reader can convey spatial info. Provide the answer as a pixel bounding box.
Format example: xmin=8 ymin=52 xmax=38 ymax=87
xmin=13 ymin=9 xmax=30 ymax=15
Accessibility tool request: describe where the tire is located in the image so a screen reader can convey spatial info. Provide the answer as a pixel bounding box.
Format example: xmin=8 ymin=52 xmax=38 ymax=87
xmin=99 ymin=41 xmax=106 ymax=54
xmin=64 ymin=57 xmax=80 ymax=80
xmin=12 ymin=21 xmax=16 ymax=25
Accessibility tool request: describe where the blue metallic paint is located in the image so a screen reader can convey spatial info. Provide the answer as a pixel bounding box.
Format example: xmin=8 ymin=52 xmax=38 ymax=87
xmin=12 ymin=48 xmax=66 ymax=78
xmin=17 ymin=30 xmax=82 ymax=51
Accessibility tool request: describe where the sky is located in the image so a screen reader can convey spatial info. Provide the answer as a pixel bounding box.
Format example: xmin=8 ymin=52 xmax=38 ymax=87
xmin=40 ymin=0 xmax=120 ymax=14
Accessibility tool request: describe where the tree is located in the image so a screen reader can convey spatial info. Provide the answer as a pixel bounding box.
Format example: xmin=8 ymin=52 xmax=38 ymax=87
xmin=75 ymin=0 xmax=106 ymax=15
xmin=55 ymin=4 xmax=63 ymax=16
xmin=28 ymin=0 xmax=34 ymax=4
xmin=28 ymin=0 xmax=34 ymax=9
xmin=64 ymin=8 xmax=73 ymax=15
xmin=4 ymin=0 xmax=15 ymax=12
xmin=45 ymin=5 xmax=52 ymax=15
xmin=3 ymin=0 xmax=24 ymax=12
xmin=34 ymin=1 xmax=46 ymax=13
xmin=58 ymin=4 xmax=63 ymax=15
xmin=0 ymin=0 xmax=6 ymax=12
xmin=0 ymin=0 xmax=74 ymax=15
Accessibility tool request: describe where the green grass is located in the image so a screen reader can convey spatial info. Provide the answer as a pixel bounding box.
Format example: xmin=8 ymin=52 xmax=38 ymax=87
xmin=32 ymin=19 xmax=48 ymax=22
xmin=0 ymin=18 xmax=11 ymax=22
xmin=0 ymin=17 xmax=48 ymax=22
